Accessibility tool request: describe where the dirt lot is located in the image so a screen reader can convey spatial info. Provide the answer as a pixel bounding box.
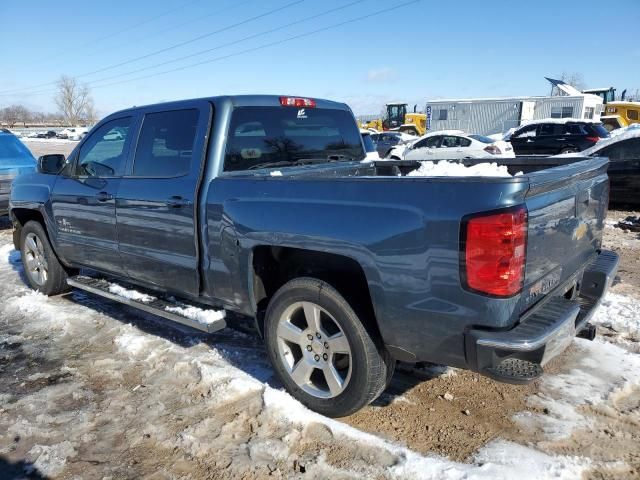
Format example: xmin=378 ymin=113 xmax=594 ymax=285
xmin=1 ymin=140 xmax=638 ymax=479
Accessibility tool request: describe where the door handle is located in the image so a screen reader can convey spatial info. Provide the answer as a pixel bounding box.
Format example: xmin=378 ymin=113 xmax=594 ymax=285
xmin=96 ymin=191 xmax=113 ymax=202
xmin=166 ymin=196 xmax=193 ymax=208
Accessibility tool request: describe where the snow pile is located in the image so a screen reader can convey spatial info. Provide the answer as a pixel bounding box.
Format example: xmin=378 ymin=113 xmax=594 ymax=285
xmin=270 ymin=170 xmax=283 ymax=176
xmin=514 ymin=337 xmax=640 ymax=439
xmin=407 ymin=160 xmax=521 ymax=177
xmin=107 ymin=283 xmax=155 ymax=303
xmin=590 ymin=292 xmax=640 ymax=345
xmin=165 ymin=303 xmax=226 ymax=325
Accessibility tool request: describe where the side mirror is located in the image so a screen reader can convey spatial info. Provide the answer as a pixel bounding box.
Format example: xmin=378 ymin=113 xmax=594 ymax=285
xmin=37 ymin=154 xmax=66 ymax=175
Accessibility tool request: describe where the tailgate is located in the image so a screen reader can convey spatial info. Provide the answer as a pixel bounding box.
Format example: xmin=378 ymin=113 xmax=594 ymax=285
xmin=520 ymin=157 xmax=609 ymax=308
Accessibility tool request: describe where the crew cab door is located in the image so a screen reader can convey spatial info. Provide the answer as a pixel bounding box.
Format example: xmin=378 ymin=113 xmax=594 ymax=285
xmin=115 ymin=102 xmax=211 ymax=296
xmin=50 ymin=116 xmax=133 ymax=273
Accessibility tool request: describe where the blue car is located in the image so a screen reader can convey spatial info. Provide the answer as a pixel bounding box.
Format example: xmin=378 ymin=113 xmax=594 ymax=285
xmin=0 ymin=131 xmax=36 ymax=215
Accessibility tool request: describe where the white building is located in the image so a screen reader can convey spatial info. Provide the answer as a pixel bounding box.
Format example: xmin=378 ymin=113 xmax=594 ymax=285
xmin=425 ymin=81 xmax=604 ymax=135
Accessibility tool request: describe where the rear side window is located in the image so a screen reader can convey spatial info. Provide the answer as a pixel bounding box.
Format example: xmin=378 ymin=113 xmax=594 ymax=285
xmin=224 ymin=106 xmax=364 ymax=171
xmin=133 ymin=109 xmax=200 ymax=177
xmin=539 ymin=124 xmax=564 ymax=136
xmin=564 ymin=123 xmax=588 ymax=135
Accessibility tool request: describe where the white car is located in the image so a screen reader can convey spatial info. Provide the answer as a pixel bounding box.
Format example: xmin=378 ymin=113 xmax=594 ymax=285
xmin=387 ymin=131 xmax=515 ymax=161
xmin=58 ymin=127 xmax=89 ymax=140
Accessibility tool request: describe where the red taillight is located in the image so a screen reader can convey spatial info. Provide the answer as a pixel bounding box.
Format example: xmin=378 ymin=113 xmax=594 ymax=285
xmin=463 ymin=206 xmax=528 ymax=297
xmin=585 ymin=136 xmax=600 ymax=143
xmin=484 ymin=144 xmax=502 ymax=155
xmin=279 ymin=96 xmax=316 ymax=108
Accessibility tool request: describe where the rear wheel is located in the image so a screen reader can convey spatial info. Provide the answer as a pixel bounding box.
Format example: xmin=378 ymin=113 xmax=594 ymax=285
xmin=264 ymin=277 xmax=389 ymax=417
xmin=20 ymin=221 xmax=71 ymax=296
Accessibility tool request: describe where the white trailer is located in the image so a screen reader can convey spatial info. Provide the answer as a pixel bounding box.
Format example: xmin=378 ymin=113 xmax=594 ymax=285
xmin=426 ymin=92 xmax=603 ymax=136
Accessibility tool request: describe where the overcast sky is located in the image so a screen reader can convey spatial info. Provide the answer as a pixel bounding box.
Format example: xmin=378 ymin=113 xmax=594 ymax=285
xmin=2 ymin=0 xmax=639 ymax=117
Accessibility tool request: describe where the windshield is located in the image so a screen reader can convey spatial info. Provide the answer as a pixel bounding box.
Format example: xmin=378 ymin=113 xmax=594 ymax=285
xmin=0 ymin=134 xmax=35 ymax=166
xmin=468 ymin=134 xmax=495 ymax=144
xmin=224 ymin=106 xmax=364 ymax=171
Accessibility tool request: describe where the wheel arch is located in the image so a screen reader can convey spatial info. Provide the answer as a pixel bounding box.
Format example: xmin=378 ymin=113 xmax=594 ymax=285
xmin=249 ymin=246 xmax=382 ymax=343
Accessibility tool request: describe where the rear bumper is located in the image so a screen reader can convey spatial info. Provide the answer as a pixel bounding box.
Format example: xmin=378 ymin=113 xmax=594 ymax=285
xmin=464 ymin=250 xmax=619 ymax=384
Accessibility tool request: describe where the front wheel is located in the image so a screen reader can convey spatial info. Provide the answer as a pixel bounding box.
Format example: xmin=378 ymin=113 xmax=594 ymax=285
xmin=264 ymin=277 xmax=390 ymax=417
xmin=20 ymin=221 xmax=71 ymax=296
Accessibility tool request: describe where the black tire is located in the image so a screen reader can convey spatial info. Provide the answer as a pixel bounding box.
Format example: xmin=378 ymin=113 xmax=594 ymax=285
xmin=264 ymin=277 xmax=389 ymax=417
xmin=20 ymin=221 xmax=71 ymax=295
xmin=560 ymin=147 xmax=578 ymax=154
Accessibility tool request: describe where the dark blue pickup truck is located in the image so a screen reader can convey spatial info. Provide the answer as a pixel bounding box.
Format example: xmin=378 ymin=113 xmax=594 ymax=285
xmin=9 ymin=95 xmax=618 ymax=417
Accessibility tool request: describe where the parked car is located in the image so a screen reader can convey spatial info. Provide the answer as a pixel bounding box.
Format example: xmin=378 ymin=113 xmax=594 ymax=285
xmin=360 ymin=129 xmax=380 ymax=161
xmin=555 ymin=127 xmax=640 ymax=205
xmin=57 ymin=127 xmax=88 ymax=140
xmin=0 ymin=131 xmax=36 ymax=215
xmin=10 ymin=95 xmax=617 ymax=417
xmin=36 ymin=130 xmax=57 ymax=139
xmin=387 ymin=130 xmax=515 ymax=161
xmin=508 ymin=119 xmax=609 ymax=156
xmin=370 ymin=131 xmax=416 ymax=158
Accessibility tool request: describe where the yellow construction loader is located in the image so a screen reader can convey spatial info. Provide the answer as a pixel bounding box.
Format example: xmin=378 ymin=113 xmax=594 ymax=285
xmin=361 ymin=103 xmax=426 ymax=136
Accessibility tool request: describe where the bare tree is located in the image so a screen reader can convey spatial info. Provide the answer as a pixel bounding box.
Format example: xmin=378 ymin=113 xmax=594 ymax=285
xmin=1 ymin=105 xmax=30 ymax=127
xmin=82 ymin=98 xmax=99 ymax=125
xmin=54 ymin=75 xmax=93 ymax=125
xmin=560 ymin=71 xmax=585 ymax=91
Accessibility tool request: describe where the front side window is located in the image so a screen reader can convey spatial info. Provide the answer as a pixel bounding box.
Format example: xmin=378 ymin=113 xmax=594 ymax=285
xmin=414 ymin=136 xmax=441 ymax=149
xmin=133 ymin=109 xmax=200 ymax=177
xmin=224 ymin=107 xmax=364 ymax=172
xmin=513 ymin=125 xmax=537 ymax=138
xmin=77 ymin=117 xmax=131 ymax=177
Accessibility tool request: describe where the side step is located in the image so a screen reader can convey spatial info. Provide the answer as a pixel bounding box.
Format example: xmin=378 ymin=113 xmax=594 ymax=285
xmin=483 ymin=358 xmax=543 ymax=385
xmin=67 ymin=275 xmax=227 ymax=334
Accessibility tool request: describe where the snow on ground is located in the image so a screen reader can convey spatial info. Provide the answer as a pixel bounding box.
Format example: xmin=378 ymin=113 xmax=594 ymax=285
xmin=407 ymin=160 xmax=521 ymax=177
xmin=590 ymin=292 xmax=640 ymax=347
xmin=1 ymin=227 xmax=639 ymax=478
xmin=20 ymin=137 xmax=78 ymax=144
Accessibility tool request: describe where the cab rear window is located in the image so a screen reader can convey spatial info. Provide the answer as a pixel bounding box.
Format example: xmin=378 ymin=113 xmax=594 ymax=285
xmin=224 ymin=106 xmax=364 ymax=172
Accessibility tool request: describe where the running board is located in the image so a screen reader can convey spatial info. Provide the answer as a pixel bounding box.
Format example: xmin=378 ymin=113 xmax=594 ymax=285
xmin=66 ymin=275 xmax=227 ymax=334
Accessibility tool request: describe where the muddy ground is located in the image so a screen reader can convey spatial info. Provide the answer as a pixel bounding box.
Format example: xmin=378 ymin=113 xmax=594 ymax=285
xmin=0 ymin=139 xmax=637 ymax=479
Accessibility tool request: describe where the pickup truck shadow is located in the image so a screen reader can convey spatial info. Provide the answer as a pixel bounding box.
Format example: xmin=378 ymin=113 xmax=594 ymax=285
xmin=55 ymin=290 xmax=443 ymax=403
xmin=0 ymin=455 xmax=48 ymax=479
xmin=5 ymin=244 xmax=443 ymax=407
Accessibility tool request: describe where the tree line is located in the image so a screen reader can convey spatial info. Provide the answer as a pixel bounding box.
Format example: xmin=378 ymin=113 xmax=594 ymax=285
xmin=0 ymin=76 xmax=98 ymax=127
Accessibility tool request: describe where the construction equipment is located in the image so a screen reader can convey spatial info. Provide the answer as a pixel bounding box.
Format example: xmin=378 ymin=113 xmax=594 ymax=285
xmin=361 ymin=103 xmax=426 ymax=136
xmin=582 ymin=87 xmax=640 ymax=131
